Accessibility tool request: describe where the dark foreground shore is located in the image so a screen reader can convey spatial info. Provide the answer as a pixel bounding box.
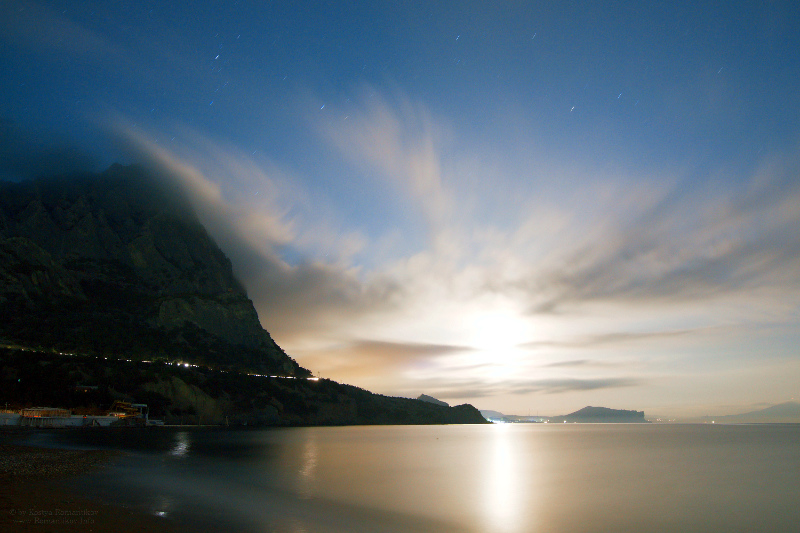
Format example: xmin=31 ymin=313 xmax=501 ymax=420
xmin=0 ymin=438 xmax=187 ymax=533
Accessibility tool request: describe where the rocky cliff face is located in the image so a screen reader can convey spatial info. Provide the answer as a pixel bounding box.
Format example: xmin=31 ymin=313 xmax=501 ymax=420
xmin=0 ymin=164 xmax=307 ymax=376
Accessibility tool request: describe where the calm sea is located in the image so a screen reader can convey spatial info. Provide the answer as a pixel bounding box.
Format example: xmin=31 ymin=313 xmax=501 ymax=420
xmin=30 ymin=423 xmax=800 ymax=532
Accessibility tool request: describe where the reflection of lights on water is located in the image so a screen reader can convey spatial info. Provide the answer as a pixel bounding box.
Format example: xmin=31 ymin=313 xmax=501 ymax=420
xmin=151 ymin=495 xmax=174 ymax=519
xmin=483 ymin=424 xmax=524 ymax=533
xmin=170 ymin=431 xmax=191 ymax=457
xmin=297 ymin=433 xmax=318 ymax=499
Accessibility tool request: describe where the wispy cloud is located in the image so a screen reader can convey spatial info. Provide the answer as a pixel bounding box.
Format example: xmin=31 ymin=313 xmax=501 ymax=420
xmin=417 ymin=376 xmax=644 ymax=400
xmin=300 ymin=339 xmax=473 ymax=380
xmin=313 ymin=89 xmax=475 ymax=269
xmin=521 ymin=329 xmax=695 ymax=351
xmin=542 ymin=360 xmax=618 ymax=368
xmin=520 ymin=151 xmax=800 ymax=318
xmin=316 ymin=90 xmax=454 ymax=230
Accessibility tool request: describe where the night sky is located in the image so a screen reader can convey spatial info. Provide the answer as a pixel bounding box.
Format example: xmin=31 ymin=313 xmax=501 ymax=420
xmin=2 ymin=1 xmax=799 ymax=417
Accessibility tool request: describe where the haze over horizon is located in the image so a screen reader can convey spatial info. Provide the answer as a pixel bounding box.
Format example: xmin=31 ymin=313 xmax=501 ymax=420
xmin=2 ymin=1 xmax=799 ymax=418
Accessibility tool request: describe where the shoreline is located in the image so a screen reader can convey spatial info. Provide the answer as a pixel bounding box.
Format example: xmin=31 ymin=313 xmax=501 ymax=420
xmin=0 ymin=438 xmax=185 ymax=532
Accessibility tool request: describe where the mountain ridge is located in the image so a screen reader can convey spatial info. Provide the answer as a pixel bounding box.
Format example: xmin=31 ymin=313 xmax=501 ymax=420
xmin=0 ymin=164 xmax=304 ymax=375
xmin=0 ymin=164 xmax=487 ymax=426
xmin=551 ymin=405 xmax=647 ymax=423
xmin=703 ymin=402 xmax=800 ymax=424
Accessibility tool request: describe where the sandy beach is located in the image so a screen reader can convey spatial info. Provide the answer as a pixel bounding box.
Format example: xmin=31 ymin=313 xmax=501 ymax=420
xmin=0 ymin=435 xmax=186 ymax=533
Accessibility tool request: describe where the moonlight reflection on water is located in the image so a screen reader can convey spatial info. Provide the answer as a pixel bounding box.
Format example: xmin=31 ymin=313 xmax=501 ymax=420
xmin=49 ymin=424 xmax=800 ymax=533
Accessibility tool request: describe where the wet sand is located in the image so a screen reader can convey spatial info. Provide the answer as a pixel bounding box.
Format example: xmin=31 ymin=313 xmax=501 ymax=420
xmin=0 ymin=441 xmax=185 ymax=532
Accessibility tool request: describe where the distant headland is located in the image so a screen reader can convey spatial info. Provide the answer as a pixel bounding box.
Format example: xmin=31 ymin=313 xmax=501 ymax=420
xmin=481 ymin=405 xmax=648 ymax=423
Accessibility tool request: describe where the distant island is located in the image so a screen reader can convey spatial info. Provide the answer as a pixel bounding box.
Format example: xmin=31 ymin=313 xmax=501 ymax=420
xmin=0 ymin=164 xmax=487 ymax=426
xmin=549 ymin=406 xmax=647 ymax=423
xmin=699 ymin=402 xmax=800 ymax=424
xmin=481 ymin=406 xmax=648 ymax=423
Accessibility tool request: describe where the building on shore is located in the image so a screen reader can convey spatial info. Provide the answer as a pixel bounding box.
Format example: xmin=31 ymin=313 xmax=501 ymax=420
xmin=3 ymin=403 xmax=153 ymax=427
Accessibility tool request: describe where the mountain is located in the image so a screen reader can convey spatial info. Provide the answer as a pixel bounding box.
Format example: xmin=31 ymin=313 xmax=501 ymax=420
xmin=0 ymin=164 xmax=305 ymax=376
xmin=0 ymin=164 xmax=487 ymax=425
xmin=548 ymin=406 xmax=648 ymax=423
xmin=703 ymin=402 xmax=800 ymax=424
xmin=479 ymin=410 xmax=505 ymax=420
xmin=417 ymin=394 xmax=449 ymax=407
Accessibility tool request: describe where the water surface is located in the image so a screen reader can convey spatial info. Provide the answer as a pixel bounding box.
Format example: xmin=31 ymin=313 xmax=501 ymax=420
xmin=35 ymin=424 xmax=800 ymax=532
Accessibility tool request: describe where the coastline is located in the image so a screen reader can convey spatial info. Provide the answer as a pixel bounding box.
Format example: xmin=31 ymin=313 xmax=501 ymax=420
xmin=0 ymin=432 xmax=185 ymax=532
